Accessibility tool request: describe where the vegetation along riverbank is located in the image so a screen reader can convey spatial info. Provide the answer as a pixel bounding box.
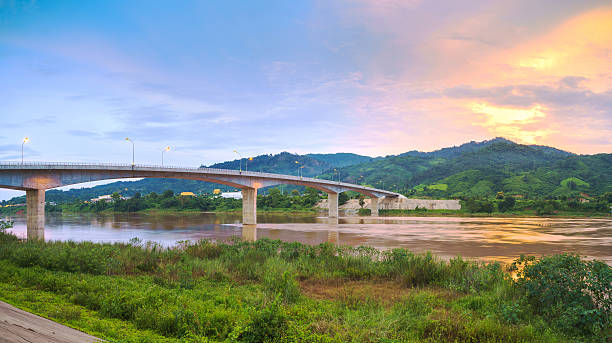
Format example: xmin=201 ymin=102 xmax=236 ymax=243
xmin=2 ymin=188 xmax=611 ymax=218
xmin=0 ymin=221 xmax=609 ymax=342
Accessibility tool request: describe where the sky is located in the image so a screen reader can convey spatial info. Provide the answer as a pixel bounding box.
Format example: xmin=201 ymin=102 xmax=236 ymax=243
xmin=1 ymin=0 xmax=611 ymax=200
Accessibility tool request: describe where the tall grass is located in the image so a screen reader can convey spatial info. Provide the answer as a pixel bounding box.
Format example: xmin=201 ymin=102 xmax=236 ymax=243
xmin=0 ymin=230 xmax=609 ymax=342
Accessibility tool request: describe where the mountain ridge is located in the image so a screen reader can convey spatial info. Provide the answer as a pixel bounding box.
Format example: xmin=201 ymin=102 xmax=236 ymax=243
xmin=3 ymin=138 xmax=609 ymax=204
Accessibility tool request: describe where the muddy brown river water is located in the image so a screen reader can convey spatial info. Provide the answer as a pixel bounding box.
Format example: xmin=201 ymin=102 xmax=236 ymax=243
xmin=4 ymin=212 xmax=611 ymax=265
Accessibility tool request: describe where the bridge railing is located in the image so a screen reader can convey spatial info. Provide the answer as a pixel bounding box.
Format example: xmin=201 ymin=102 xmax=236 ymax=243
xmin=0 ymin=162 xmax=400 ymax=196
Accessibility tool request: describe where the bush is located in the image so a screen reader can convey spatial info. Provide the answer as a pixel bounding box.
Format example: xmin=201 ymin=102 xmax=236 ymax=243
xmin=358 ymin=208 xmax=371 ymax=216
xmin=262 ymin=258 xmax=300 ymax=304
xmin=497 ymin=197 xmax=516 ymax=212
xmin=511 ymin=254 xmax=612 ymax=336
xmin=240 ymin=299 xmax=287 ymax=343
xmin=464 ymin=199 xmax=496 ymax=213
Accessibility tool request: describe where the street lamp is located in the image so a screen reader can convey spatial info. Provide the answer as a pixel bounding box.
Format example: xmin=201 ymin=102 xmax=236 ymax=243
xmin=334 ymin=168 xmax=340 ymax=183
xmin=246 ymin=157 xmax=253 ymax=172
xmin=233 ymin=150 xmax=242 ymax=172
xmin=162 ymin=146 xmax=170 ymax=166
xmin=299 ymin=165 xmax=305 ymax=178
xmin=295 ymin=161 xmax=300 ymax=176
xmin=21 ymin=137 xmax=29 ymax=164
xmin=125 ymin=138 xmax=134 ymax=165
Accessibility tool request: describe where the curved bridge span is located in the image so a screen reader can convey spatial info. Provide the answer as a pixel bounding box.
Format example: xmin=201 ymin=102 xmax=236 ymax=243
xmin=0 ymin=162 xmax=402 ymax=236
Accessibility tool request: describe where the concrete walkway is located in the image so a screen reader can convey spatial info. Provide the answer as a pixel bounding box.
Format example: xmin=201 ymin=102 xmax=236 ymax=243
xmin=0 ymin=301 xmax=100 ymax=343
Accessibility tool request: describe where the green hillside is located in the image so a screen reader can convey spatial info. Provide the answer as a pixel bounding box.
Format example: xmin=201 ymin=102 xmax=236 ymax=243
xmin=327 ymin=140 xmax=611 ymax=198
xmin=305 ymin=153 xmax=378 ymax=168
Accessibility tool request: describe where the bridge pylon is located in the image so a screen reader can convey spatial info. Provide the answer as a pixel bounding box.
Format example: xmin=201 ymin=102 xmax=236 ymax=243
xmin=26 ymin=189 xmax=45 ymax=240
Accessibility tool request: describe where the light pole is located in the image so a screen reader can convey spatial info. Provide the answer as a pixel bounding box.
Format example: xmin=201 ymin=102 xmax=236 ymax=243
xmin=334 ymin=168 xmax=340 ymax=183
xmin=246 ymin=157 xmax=253 ymax=172
xmin=125 ymin=138 xmax=134 ymax=165
xmin=295 ymin=161 xmax=300 ymax=176
xmin=162 ymin=146 xmax=170 ymax=166
xmin=233 ymin=150 xmax=242 ymax=172
xmin=21 ymin=137 xmax=29 ymax=164
xmin=299 ymin=165 xmax=305 ymax=178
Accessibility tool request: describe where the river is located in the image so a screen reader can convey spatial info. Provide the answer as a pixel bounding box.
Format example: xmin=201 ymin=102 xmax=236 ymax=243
xmin=4 ymin=212 xmax=611 ymax=265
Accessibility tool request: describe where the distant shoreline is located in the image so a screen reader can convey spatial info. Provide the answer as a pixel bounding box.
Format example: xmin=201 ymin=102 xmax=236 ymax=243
xmin=2 ymin=205 xmax=609 ymax=218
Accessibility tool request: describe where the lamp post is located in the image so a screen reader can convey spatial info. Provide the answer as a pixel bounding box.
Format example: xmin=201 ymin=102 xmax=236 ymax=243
xmin=233 ymin=150 xmax=242 ymax=172
xmin=246 ymin=157 xmax=253 ymax=172
xmin=334 ymin=168 xmax=340 ymax=183
xmin=295 ymin=161 xmax=300 ymax=176
xmin=21 ymin=137 xmax=29 ymax=164
xmin=299 ymin=165 xmax=305 ymax=178
xmin=162 ymin=146 xmax=170 ymax=166
xmin=125 ymin=138 xmax=134 ymax=165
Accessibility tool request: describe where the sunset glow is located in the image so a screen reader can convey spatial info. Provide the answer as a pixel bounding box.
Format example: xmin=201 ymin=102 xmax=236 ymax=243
xmin=0 ymin=1 xmax=610 ymax=166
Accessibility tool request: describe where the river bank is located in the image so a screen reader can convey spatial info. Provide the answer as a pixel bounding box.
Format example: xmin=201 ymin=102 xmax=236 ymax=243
xmin=0 ymin=228 xmax=609 ymax=342
xmin=2 ymin=204 xmax=609 ymax=219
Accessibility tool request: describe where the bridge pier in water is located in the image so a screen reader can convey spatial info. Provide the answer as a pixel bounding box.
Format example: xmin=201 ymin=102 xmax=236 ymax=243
xmin=328 ymin=192 xmax=339 ymax=218
xmin=26 ymin=189 xmax=45 ymax=240
xmin=242 ymin=224 xmax=257 ymax=241
xmin=370 ymin=197 xmax=380 ymax=216
xmin=241 ymin=188 xmax=257 ymax=225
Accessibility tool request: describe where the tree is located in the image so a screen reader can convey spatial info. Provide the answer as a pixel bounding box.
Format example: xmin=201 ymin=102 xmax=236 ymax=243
xmin=338 ymin=192 xmax=349 ymax=205
xmin=111 ymin=192 xmax=121 ymax=202
xmin=162 ymin=190 xmax=175 ymax=199
xmin=358 ymin=194 xmax=365 ymax=208
xmin=498 ymin=196 xmax=516 ymax=212
xmin=0 ymin=220 xmax=13 ymax=231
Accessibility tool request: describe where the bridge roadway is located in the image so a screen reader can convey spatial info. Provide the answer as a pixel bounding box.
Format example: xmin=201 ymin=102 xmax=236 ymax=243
xmin=0 ymin=162 xmax=403 ymax=238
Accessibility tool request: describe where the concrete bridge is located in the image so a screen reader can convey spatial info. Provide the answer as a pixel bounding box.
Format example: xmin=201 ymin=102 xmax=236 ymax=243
xmin=0 ymin=162 xmax=403 ymax=238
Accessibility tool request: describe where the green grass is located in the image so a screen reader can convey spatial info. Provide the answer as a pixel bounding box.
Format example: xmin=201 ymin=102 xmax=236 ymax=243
xmin=0 ymin=230 xmax=609 ymax=342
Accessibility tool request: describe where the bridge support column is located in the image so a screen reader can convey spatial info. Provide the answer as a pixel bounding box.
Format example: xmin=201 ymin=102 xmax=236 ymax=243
xmin=242 ymin=188 xmax=257 ymax=225
xmin=242 ymin=224 xmax=257 ymax=241
xmin=328 ymin=192 xmax=338 ymax=218
xmin=327 ymin=230 xmax=339 ymax=244
xmin=26 ymin=189 xmax=45 ymax=240
xmin=370 ymin=197 xmax=380 ymax=217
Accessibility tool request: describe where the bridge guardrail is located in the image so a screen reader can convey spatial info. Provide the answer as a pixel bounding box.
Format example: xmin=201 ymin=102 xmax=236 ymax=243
xmin=0 ymin=162 xmax=400 ymax=196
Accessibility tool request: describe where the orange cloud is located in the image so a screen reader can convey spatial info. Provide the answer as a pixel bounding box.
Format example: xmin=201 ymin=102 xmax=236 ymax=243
xmin=470 ymin=103 xmax=553 ymax=144
xmin=507 ymin=8 xmax=612 ymax=90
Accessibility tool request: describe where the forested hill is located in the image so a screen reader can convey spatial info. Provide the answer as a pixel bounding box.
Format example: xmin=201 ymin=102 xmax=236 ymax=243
xmin=200 ymin=152 xmax=374 ymax=176
xmin=319 ymin=139 xmax=611 ymax=198
xmin=6 ymin=139 xmax=610 ymax=204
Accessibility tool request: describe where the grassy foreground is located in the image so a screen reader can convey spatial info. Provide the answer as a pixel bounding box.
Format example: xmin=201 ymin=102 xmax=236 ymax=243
xmin=0 ymin=231 xmax=610 ymax=342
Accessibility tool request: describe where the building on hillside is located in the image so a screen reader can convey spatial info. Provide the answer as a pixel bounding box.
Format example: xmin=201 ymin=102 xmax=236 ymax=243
xmin=91 ymin=195 xmax=113 ymax=202
xmin=91 ymin=194 xmax=130 ymax=202
xmin=180 ymin=192 xmax=195 ymax=196
xmin=213 ymin=189 xmax=221 ymax=195
xmin=220 ymin=192 xmax=242 ymax=199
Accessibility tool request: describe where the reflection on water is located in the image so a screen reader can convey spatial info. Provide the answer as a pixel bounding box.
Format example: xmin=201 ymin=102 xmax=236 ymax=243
xmin=4 ymin=212 xmax=612 ymax=265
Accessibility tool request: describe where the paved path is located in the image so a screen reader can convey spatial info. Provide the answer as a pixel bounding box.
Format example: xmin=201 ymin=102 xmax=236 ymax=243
xmin=0 ymin=301 xmax=100 ymax=343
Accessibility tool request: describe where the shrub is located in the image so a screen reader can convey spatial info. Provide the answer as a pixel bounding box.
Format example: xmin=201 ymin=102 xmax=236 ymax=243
xmin=511 ymin=254 xmax=612 ymax=336
xmin=262 ymin=258 xmax=300 ymax=304
xmin=240 ymin=298 xmax=288 ymax=343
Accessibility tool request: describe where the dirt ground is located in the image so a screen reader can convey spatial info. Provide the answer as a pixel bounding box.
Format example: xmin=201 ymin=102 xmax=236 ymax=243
xmin=0 ymin=301 xmax=100 ymax=343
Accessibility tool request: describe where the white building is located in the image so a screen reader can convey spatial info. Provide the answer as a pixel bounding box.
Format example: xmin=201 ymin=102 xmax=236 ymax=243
xmin=220 ymin=192 xmax=242 ymax=199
